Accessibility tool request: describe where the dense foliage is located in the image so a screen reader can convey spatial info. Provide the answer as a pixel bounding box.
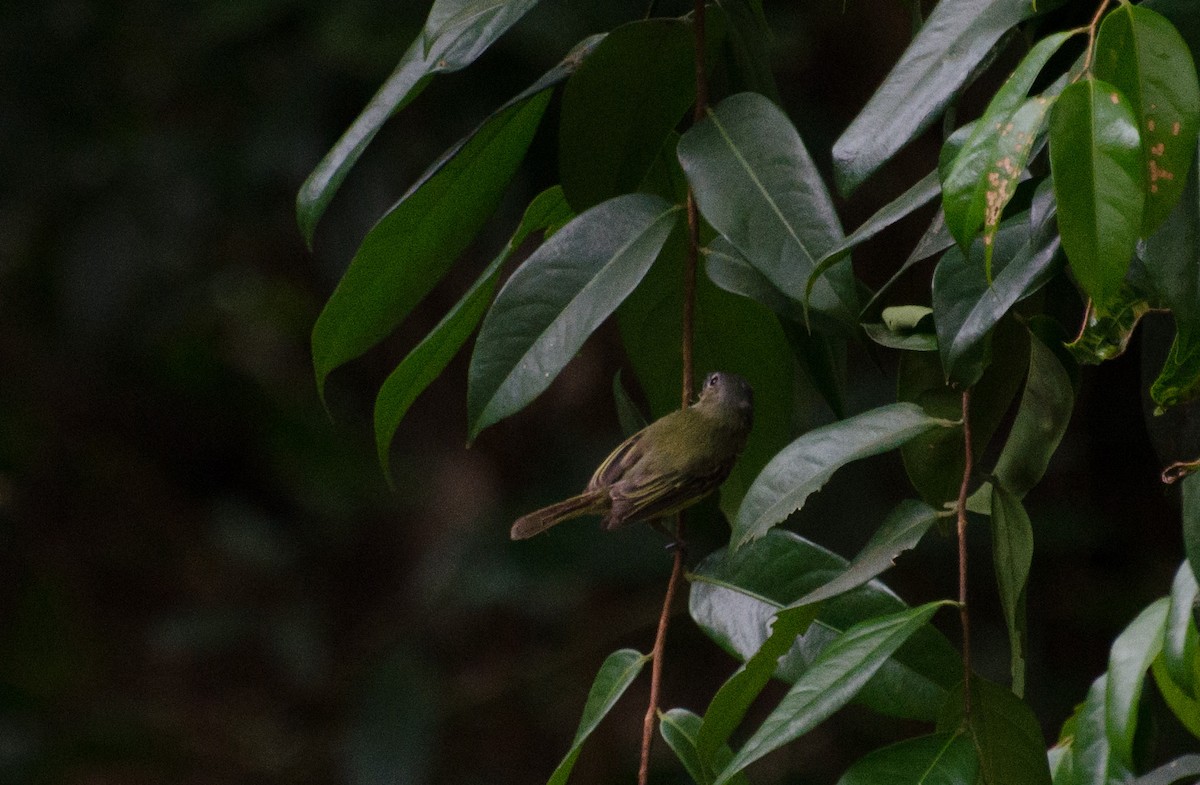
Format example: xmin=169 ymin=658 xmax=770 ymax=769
xmin=302 ymin=0 xmax=1200 ymax=783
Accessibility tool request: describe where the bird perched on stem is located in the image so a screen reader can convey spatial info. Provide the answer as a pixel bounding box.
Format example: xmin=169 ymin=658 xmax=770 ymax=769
xmin=511 ymin=371 xmax=754 ymax=540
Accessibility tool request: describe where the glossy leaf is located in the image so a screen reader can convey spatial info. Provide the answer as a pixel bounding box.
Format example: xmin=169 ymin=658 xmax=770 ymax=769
xmin=732 ymin=403 xmax=951 ymax=549
xmin=941 ymin=32 xmax=1073 ymax=257
xmin=832 ymin=0 xmax=1044 ymax=195
xmin=863 ymin=322 xmax=939 ymax=353
xmin=713 ymin=602 xmax=950 ymax=785
xmin=1151 ymin=325 xmax=1200 ymax=412
xmin=296 ymin=0 xmax=546 ymax=244
xmin=1105 ymin=597 xmax=1169 ymax=771
xmin=374 ymin=186 xmax=571 ymax=477
xmin=834 ymin=732 xmax=977 ymax=785
xmin=786 ymin=499 xmax=940 ymax=610
xmin=934 ymin=188 xmax=1063 ymax=386
xmin=678 ymin=92 xmax=858 ymax=326
xmin=619 ymin=230 xmax=795 ymax=518
xmin=312 ymin=92 xmax=551 ymax=402
xmin=712 ymin=0 xmax=779 ymax=101
xmin=1094 ymin=4 xmax=1200 ymax=234
xmin=468 ymin=194 xmax=679 ymax=439
xmin=1151 ymin=656 xmax=1200 ymax=740
xmin=689 ymin=530 xmax=961 ymax=722
xmin=1131 ymin=755 xmax=1200 ymax=785
xmin=1162 ymin=562 xmax=1199 ymax=697
xmin=939 ymin=677 xmax=1052 ymax=785
xmin=1072 ymin=676 xmax=1134 ymax=785
xmin=807 ymin=170 xmax=942 ymax=304
xmin=990 ymin=484 xmax=1033 ymax=696
xmin=547 ymin=648 xmax=648 ymax=785
xmin=1066 ymin=286 xmax=1155 ymax=364
xmin=1185 ymin=472 xmax=1200 ymax=587
xmin=659 ymin=708 xmax=748 ymax=785
xmin=559 ymin=19 xmax=697 ymax=212
xmin=1050 ymin=78 xmax=1144 ymax=309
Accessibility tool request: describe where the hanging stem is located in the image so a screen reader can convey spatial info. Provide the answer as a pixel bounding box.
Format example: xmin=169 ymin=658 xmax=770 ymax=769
xmin=638 ymin=2 xmax=707 ymax=782
xmin=955 ymin=389 xmax=974 ymax=716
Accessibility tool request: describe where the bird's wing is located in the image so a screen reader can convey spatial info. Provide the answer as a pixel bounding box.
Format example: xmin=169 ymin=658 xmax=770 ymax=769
xmin=586 ymin=429 xmax=647 ymax=491
xmin=603 ymin=461 xmax=730 ymax=529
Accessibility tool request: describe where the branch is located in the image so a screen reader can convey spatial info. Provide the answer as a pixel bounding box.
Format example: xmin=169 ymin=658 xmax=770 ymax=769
xmin=955 ymin=388 xmax=974 ymax=716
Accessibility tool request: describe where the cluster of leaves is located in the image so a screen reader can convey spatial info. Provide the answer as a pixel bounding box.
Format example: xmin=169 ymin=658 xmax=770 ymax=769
xmin=298 ymin=0 xmax=1200 ymax=783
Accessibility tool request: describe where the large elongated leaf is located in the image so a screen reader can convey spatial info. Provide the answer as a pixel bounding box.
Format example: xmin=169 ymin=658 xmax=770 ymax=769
xmin=941 ymin=31 xmax=1073 ymax=257
xmin=1185 ymin=472 xmax=1200 ymax=587
xmin=678 ymin=92 xmax=858 ymax=326
xmin=312 ymin=92 xmax=551 ymax=401
xmin=1095 ymin=4 xmax=1200 ymax=234
xmin=659 ymin=708 xmax=748 ymax=785
xmin=939 ymin=677 xmax=1052 ymax=785
xmin=689 ymin=530 xmax=962 ymax=722
xmin=832 ymin=0 xmax=1046 ymax=195
xmin=373 ymin=186 xmax=572 ymax=477
xmin=1131 ymin=756 xmax=1200 ymax=785
xmin=559 ymin=19 xmax=699 ymax=212
xmin=547 ymin=649 xmax=648 ymax=785
xmin=732 ymin=403 xmax=951 ymax=549
xmin=990 ymin=484 xmax=1033 ymax=696
xmin=1162 ymin=562 xmax=1199 ymax=697
xmin=1105 ymin=597 xmax=1169 ymax=771
xmin=468 ymin=194 xmax=679 ymax=438
xmin=713 ymin=602 xmax=950 ymax=785
xmin=297 ymin=0 xmax=546 ymax=244
xmin=1050 ymin=78 xmax=1145 ymax=309
xmin=834 ymin=732 xmax=977 ymax=785
xmin=1072 ymin=676 xmax=1134 ymax=785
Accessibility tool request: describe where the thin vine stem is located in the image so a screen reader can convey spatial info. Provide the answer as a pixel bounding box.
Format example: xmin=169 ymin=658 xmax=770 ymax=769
xmin=638 ymin=1 xmax=707 ymax=781
xmin=955 ymin=389 xmax=974 ymax=716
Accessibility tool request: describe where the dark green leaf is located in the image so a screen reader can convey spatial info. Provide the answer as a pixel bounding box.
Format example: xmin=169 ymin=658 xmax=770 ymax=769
xmin=864 ymin=323 xmax=940 ymax=353
xmin=861 ymin=209 xmax=957 ymax=319
xmin=1065 ymin=285 xmax=1155 ymax=364
xmin=940 ymin=677 xmax=1052 ymax=785
xmin=990 ymin=484 xmax=1033 ymax=696
xmin=619 ymin=230 xmax=795 ymax=518
xmin=933 ymin=189 xmax=1063 ymax=386
xmin=733 ymin=403 xmax=951 ymax=549
xmin=713 ymin=602 xmax=951 ymax=785
xmin=1150 ymin=324 xmax=1200 ymax=412
xmin=1131 ymin=756 xmax=1200 ymax=785
xmin=787 ymin=499 xmax=941 ymax=610
xmin=313 ymin=91 xmax=551 ymax=402
xmin=611 ymin=369 xmax=647 ymax=438
xmin=689 ymin=530 xmax=961 ymax=722
xmin=468 ymin=194 xmax=679 ymax=439
xmin=1095 ymin=4 xmax=1200 ymax=234
xmin=712 ymin=0 xmax=779 ymax=102
xmin=678 ymin=92 xmax=858 ymax=326
xmin=660 ymin=708 xmax=750 ymax=785
xmin=832 ymin=0 xmax=1044 ymax=195
xmin=834 ymin=732 xmax=977 ymax=785
xmin=807 ymin=170 xmax=942 ymax=304
xmin=1050 ymin=78 xmax=1145 ymax=309
xmin=941 ymin=31 xmax=1073 ymax=257
xmin=1184 ymin=472 xmax=1200 ymax=587
xmin=296 ymin=0 xmax=549 ymax=244
xmin=1163 ymin=562 xmax=1199 ymax=697
xmin=1151 ymin=656 xmax=1200 ymax=740
xmin=559 ymin=19 xmax=697 ymax=212
xmin=697 ymin=606 xmax=817 ymax=771
xmin=374 ymin=186 xmax=571 ymax=477
xmin=1106 ymin=597 xmax=1170 ymax=771
xmin=548 ymin=648 xmax=648 ymax=785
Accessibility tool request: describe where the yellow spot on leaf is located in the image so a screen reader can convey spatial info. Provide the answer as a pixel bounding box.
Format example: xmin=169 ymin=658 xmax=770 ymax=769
xmin=1110 ymin=93 xmax=1120 ymax=104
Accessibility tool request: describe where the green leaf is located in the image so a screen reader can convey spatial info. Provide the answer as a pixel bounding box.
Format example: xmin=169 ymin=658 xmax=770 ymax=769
xmin=296 ymin=0 xmax=548 ymax=244
xmin=1151 ymin=656 xmax=1200 ymax=740
xmin=712 ymin=0 xmax=779 ymax=102
xmin=1151 ymin=324 xmax=1200 ymax=412
xmin=1065 ymin=285 xmax=1155 ymax=364
xmin=1130 ymin=755 xmax=1200 ymax=785
xmin=467 ymin=194 xmax=679 ymax=439
xmin=559 ymin=19 xmax=698 ymax=212
xmin=939 ymin=676 xmax=1052 ymax=785
xmin=1184 ymin=472 xmax=1200 ymax=587
xmin=1072 ymin=676 xmax=1134 ymax=785
xmin=833 ymin=732 xmax=978 ymax=785
xmin=678 ymin=92 xmax=858 ymax=326
xmin=732 ymin=403 xmax=951 ymax=549
xmin=619 ymin=231 xmax=795 ymax=518
xmin=860 ymin=209 xmax=958 ymax=319
xmin=547 ymin=648 xmax=649 ymax=785
xmin=713 ymin=602 xmax=951 ymax=785
xmin=689 ymin=530 xmax=961 ymax=722
xmin=941 ymin=31 xmax=1073 ymax=256
xmin=934 ymin=187 xmax=1063 ymax=387
xmin=786 ymin=499 xmax=941 ymax=610
xmin=312 ymin=91 xmax=552 ymax=403
xmin=990 ymin=484 xmax=1033 ymax=696
xmin=832 ymin=0 xmax=1045 ymax=195
xmin=807 ymin=170 xmax=943 ymax=304
xmin=1163 ymin=561 xmax=1199 ymax=697
xmin=864 ymin=322 xmax=939 ymax=353
xmin=1094 ymin=4 xmax=1200 ymax=234
xmin=660 ymin=708 xmax=750 ymax=785
xmin=611 ymin=369 xmax=647 ymax=438
xmin=374 ymin=186 xmax=572 ymax=478
xmin=1049 ymin=78 xmax=1145 ymax=309
xmin=1106 ymin=597 xmax=1170 ymax=771
xmin=697 ymin=606 xmax=817 ymax=772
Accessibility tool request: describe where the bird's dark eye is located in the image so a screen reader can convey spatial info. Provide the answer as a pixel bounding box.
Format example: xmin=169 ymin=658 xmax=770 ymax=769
xmin=707 ymin=373 xmax=719 ymax=387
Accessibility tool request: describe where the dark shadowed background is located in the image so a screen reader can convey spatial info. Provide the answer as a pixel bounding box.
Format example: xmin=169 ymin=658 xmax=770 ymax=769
xmin=1 ymin=1 xmax=1193 ymax=782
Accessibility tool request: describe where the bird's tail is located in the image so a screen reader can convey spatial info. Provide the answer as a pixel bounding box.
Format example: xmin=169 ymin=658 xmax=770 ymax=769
xmin=510 ymin=490 xmax=606 ymax=540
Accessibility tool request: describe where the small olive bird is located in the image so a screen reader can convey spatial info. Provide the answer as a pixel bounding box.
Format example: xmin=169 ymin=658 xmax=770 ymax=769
xmin=510 ymin=372 xmax=754 ymax=540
